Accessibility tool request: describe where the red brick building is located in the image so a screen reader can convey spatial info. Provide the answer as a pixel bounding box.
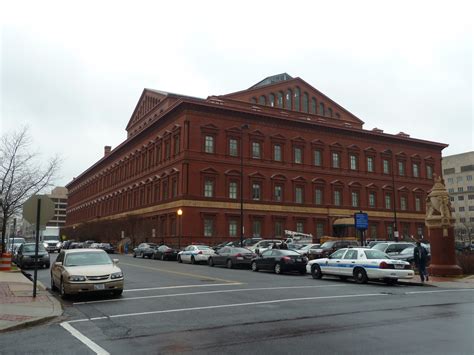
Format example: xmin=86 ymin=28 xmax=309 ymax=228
xmin=64 ymin=73 xmax=446 ymax=246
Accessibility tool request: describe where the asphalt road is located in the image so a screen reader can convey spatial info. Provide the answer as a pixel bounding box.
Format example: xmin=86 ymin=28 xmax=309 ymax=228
xmin=3 ymin=253 xmax=473 ymax=355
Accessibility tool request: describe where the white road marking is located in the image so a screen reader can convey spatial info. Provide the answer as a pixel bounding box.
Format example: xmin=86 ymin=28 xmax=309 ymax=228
xmin=405 ymin=288 xmax=474 ymax=295
xmin=123 ymin=282 xmax=242 ymax=292
xmin=73 ymin=284 xmax=348 ymax=305
xmin=69 ymin=292 xmax=387 ymax=323
xmin=60 ymin=321 xmax=110 ymax=355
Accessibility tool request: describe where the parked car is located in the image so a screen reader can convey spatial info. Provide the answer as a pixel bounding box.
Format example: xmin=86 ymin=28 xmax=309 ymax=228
xmin=70 ymin=242 xmax=84 ymax=249
xmin=50 ymin=249 xmax=124 ymax=298
xmin=14 ymin=243 xmax=50 ymax=269
xmin=7 ymin=237 xmax=26 ymax=253
xmin=83 ymin=240 xmax=96 ymax=248
xmin=133 ymin=243 xmax=159 ymax=258
xmin=208 ymin=247 xmax=256 ymax=269
xmin=292 ymin=243 xmax=320 ymax=257
xmin=371 ymin=242 xmax=415 ymax=257
xmin=366 ymin=240 xmax=386 ymax=248
xmin=308 ymin=248 xmax=414 ymax=285
xmin=60 ymin=240 xmax=75 ymax=250
xmin=212 ymin=241 xmax=235 ymax=251
xmin=177 ymin=245 xmax=215 ymax=264
xmin=390 ymin=244 xmax=431 ymax=264
xmin=153 ymin=245 xmax=179 ymax=261
xmin=241 ymin=237 xmax=263 ymax=247
xmin=248 ymin=239 xmax=282 ymax=254
xmin=309 ymin=240 xmax=359 ymax=259
xmin=42 ymin=235 xmax=62 ymax=253
xmin=251 ymin=249 xmax=308 ymax=274
xmin=96 ymin=243 xmax=115 ymax=254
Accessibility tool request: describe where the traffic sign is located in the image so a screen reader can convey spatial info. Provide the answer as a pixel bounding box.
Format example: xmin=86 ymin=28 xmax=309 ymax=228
xmin=23 ymin=195 xmax=55 ymax=226
xmin=354 ymin=212 xmax=368 ymax=230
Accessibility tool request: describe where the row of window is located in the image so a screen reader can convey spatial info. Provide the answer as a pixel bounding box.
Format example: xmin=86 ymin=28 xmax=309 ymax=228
xmin=448 ymin=186 xmax=474 ymax=193
xmin=446 ymin=175 xmax=473 ymax=183
xmin=249 ymin=87 xmax=340 ymax=119
xmin=450 ymin=194 xmax=474 ymax=202
xmin=204 ymin=134 xmax=434 ymax=178
xmin=452 ymin=206 xmax=474 ymax=212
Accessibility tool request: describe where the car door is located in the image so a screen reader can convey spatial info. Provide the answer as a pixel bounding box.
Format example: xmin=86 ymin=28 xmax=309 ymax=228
xmin=326 ymin=249 xmax=347 ymax=275
xmin=342 ymin=249 xmax=358 ymax=276
xmin=52 ymin=251 xmax=65 ymax=286
xmin=16 ymin=244 xmax=23 ymax=266
xmin=182 ymin=246 xmax=193 ymax=262
xmin=215 ymin=247 xmax=229 ymax=265
xmin=258 ymin=250 xmax=274 ymax=270
xmin=385 ymin=244 xmax=399 ymax=257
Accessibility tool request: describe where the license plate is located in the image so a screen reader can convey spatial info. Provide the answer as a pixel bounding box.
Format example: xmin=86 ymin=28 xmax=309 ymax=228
xmin=394 ymin=264 xmax=404 ymax=269
xmin=94 ymin=284 xmax=105 ymax=290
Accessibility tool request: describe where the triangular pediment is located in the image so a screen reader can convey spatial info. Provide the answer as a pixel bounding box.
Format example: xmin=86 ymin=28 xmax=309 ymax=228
xmin=201 ymin=167 xmax=219 ymax=175
xmin=347 ymin=144 xmax=360 ymax=151
xmin=224 ymin=169 xmax=241 ymax=176
xmin=312 ymin=178 xmax=326 ymax=184
xmin=126 ymin=89 xmax=166 ymax=132
xmin=292 ymin=176 xmax=307 ymax=182
xmin=249 ymin=129 xmax=265 ymax=138
xmin=249 ymin=172 xmax=265 ymax=179
xmin=271 ymin=173 xmax=287 ymax=181
xmin=270 ymin=134 xmax=286 ymax=141
xmin=200 ymin=123 xmax=219 ymax=132
xmin=291 ymin=136 xmax=306 ymax=143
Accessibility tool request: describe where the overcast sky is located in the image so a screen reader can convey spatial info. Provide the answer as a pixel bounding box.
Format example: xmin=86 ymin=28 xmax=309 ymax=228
xmin=1 ymin=0 xmax=472 ymax=188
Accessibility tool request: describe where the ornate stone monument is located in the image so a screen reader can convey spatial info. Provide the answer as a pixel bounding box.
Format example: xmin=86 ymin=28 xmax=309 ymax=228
xmin=425 ymin=175 xmax=462 ymax=276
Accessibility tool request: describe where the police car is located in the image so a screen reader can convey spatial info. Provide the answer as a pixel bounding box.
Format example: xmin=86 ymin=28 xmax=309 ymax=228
xmin=177 ymin=245 xmax=215 ymax=264
xmin=306 ymin=247 xmax=414 ymax=285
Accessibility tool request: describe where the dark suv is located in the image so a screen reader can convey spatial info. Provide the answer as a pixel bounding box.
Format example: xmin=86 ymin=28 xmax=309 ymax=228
xmin=309 ymin=240 xmax=359 ymax=259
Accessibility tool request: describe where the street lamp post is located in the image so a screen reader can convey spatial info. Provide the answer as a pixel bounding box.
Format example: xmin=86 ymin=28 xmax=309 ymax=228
xmin=390 ymin=151 xmax=399 ymax=241
xmin=177 ymin=208 xmax=183 ymax=249
xmin=240 ymin=124 xmax=249 ymax=247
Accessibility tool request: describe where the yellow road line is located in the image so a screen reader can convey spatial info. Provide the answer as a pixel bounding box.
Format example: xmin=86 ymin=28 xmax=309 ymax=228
xmin=120 ymin=261 xmax=241 ymax=284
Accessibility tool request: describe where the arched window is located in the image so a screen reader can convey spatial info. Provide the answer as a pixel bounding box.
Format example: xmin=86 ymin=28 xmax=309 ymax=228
xmin=251 ymin=97 xmax=257 ymax=104
xmin=311 ymin=98 xmax=317 ymax=114
xmin=327 ymin=108 xmax=333 ymax=117
xmin=294 ymin=87 xmax=300 ymax=111
xmin=269 ymin=93 xmax=275 ymax=107
xmin=259 ymin=95 xmax=266 ymax=105
xmin=285 ymin=89 xmax=292 ymax=109
xmin=302 ymin=92 xmax=309 ymax=113
xmin=277 ymin=92 xmax=284 ymax=108
xmin=319 ymin=102 xmax=325 ymax=115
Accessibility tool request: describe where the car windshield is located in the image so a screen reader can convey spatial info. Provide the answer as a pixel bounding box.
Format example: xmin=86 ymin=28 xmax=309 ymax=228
xmin=364 ymin=250 xmax=390 ymax=259
xmin=400 ymin=247 xmax=415 ymax=254
xmin=372 ymin=243 xmax=388 ymax=251
xmin=258 ymin=241 xmax=276 ymax=248
xmin=320 ymin=241 xmax=335 ymax=248
xmin=10 ymin=238 xmax=26 ymax=244
xmin=23 ymin=244 xmax=47 ymax=253
xmin=64 ymin=252 xmax=112 ymax=266
xmin=197 ymin=246 xmax=211 ymax=250
xmin=231 ymin=248 xmax=251 ymax=253
xmin=278 ymin=250 xmax=301 ymax=256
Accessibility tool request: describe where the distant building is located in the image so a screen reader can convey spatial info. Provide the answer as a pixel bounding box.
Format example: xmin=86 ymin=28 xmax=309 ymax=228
xmin=442 ymin=151 xmax=474 ymax=240
xmin=64 ymin=73 xmax=446 ymax=245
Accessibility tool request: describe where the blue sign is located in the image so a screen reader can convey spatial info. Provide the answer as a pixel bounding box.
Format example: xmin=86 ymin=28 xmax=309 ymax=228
xmin=354 ymin=212 xmax=368 ymax=230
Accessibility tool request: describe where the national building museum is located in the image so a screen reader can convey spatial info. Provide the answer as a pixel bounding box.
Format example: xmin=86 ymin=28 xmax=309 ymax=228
xmin=64 ymin=73 xmax=446 ymax=245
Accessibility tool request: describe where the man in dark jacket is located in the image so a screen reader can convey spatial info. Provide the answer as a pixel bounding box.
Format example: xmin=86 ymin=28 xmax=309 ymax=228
xmin=414 ymin=241 xmax=429 ymax=283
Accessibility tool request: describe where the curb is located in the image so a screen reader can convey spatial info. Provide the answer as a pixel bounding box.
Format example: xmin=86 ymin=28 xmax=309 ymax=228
xmin=0 ymin=314 xmax=59 ymax=333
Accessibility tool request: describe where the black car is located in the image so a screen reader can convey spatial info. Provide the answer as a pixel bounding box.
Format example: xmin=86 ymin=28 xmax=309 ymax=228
xmin=133 ymin=243 xmax=159 ymax=258
xmin=251 ymin=249 xmax=307 ymax=274
xmin=96 ymin=243 xmax=115 ymax=254
xmin=14 ymin=243 xmax=50 ymax=269
xmin=309 ymin=240 xmax=359 ymax=259
xmin=153 ymin=245 xmax=179 ymax=261
xmin=208 ymin=247 xmax=256 ymax=269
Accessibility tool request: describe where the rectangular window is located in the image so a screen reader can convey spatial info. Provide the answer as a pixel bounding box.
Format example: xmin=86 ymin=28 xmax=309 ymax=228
xmin=253 ymin=220 xmax=262 ymax=237
xmin=274 ymin=185 xmax=282 ymax=202
xmin=205 ymin=136 xmax=214 ymax=153
xmin=294 ymin=147 xmax=302 ymax=164
xmin=174 ymin=136 xmax=180 ymax=155
xmin=334 ymin=190 xmax=341 ymax=206
xmin=350 ymin=155 xmax=357 ymax=170
xmin=275 ymin=221 xmax=283 ymax=237
xmin=385 ymin=194 xmax=392 ymax=209
xmin=383 ymin=159 xmax=390 ymax=174
xmin=229 ymin=220 xmax=237 ymax=237
xmin=296 ymin=222 xmax=304 ymax=233
xmin=400 ymin=196 xmax=407 ymax=211
xmin=351 ymin=191 xmax=359 ymax=207
xmin=315 ymin=188 xmax=323 ymax=205
xmin=274 ymin=144 xmax=282 ymax=162
xmin=467 ymin=175 xmax=473 ymax=181
xmin=460 ymin=218 xmax=466 ymax=223
xmin=448 ymin=177 xmax=454 ymax=184
xmin=369 ymin=192 xmax=376 ymax=208
xmin=458 ymin=196 xmax=464 ymax=201
xmin=367 ymin=157 xmax=374 ymax=172
xmin=252 ymin=183 xmax=261 ymax=200
xmin=458 ymin=187 xmax=464 ymax=192
xmin=229 ymin=181 xmax=237 ymax=199
xmin=415 ymin=197 xmax=421 ymax=211
xmin=204 ymin=218 xmax=214 ymax=237
xmin=387 ymin=225 xmax=393 ymax=239
xmin=398 ymin=161 xmax=405 ymax=176
xmin=295 ymin=186 xmax=303 ymax=204
xmin=172 ymin=178 xmax=178 ymax=197
xmin=459 ymin=207 xmax=465 ymax=212
xmin=457 ymin=176 xmax=463 ymax=182
xmin=229 ymin=139 xmax=238 ymax=156
xmin=252 ymin=142 xmax=261 ymax=159
xmin=370 ymin=225 xmax=377 ymax=238
xmin=469 ymin=194 xmax=474 ymax=200
xmin=314 ymin=150 xmax=322 ymax=166
xmin=413 ymin=163 xmax=420 ymax=177
xmin=165 ymin=141 xmax=171 ymax=159
xmin=469 ymin=206 xmax=474 ymax=211
xmin=448 ymin=188 xmax=454 ymax=193
xmin=444 ymin=168 xmax=455 ymax=175
xmin=204 ymin=179 xmax=214 ymax=197
xmin=316 ymin=223 xmax=324 ymax=238
xmin=468 ymin=186 xmax=474 ymax=191
xmin=332 ymin=152 xmax=340 ymax=168
xmin=426 ymin=166 xmax=433 ymax=179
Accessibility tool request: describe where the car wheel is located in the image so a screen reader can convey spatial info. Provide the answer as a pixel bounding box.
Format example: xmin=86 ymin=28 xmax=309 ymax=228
xmin=251 ymin=261 xmax=259 ymax=272
xmin=59 ymin=279 xmax=68 ymax=299
xmin=50 ymin=274 xmax=57 ymax=291
xmin=208 ymin=257 xmax=214 ymax=267
xmin=191 ymin=256 xmax=196 ymax=264
xmin=311 ymin=264 xmax=323 ymax=279
xmin=133 ymin=253 xmax=136 ymax=258
xmin=178 ymin=255 xmax=182 ymax=263
xmin=274 ymin=263 xmax=282 ymax=274
xmin=384 ymin=278 xmax=398 ymax=286
xmin=113 ymin=289 xmax=123 ymax=296
xmin=226 ymin=259 xmax=233 ymax=269
xmin=354 ymin=268 xmax=368 ymax=284
xmin=161 ymin=254 xmax=165 ymax=261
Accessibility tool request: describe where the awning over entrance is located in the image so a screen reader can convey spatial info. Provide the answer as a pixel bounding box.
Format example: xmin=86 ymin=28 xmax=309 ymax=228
xmin=333 ymin=217 xmax=355 ymax=226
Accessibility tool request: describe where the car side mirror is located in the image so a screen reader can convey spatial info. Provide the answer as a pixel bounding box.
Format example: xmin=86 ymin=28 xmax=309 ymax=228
xmin=113 ymin=259 xmax=119 ymax=264
xmin=54 ymin=261 xmax=62 ymax=266
xmin=327 ymin=255 xmax=332 ymax=259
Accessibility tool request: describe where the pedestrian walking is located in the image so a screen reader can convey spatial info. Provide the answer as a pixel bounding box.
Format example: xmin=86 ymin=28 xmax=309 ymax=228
xmin=414 ymin=241 xmax=429 ymax=283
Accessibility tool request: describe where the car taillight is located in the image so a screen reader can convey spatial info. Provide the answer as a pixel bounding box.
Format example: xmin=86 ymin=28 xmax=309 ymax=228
xmin=404 ymin=264 xmax=412 ymax=270
xmin=198 ymin=251 xmax=203 ymax=254
xmin=379 ymin=261 xmax=394 ymax=269
xmin=282 ymin=256 xmax=291 ymax=263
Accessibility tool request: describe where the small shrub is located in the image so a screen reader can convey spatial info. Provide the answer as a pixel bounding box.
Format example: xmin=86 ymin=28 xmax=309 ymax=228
xmin=456 ymin=252 xmax=474 ymax=274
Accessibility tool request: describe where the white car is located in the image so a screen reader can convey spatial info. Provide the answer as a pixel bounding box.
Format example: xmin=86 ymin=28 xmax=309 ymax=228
xmin=248 ymin=239 xmax=282 ymax=254
xmin=306 ymin=247 xmax=414 ymax=285
xmin=177 ymin=245 xmax=215 ymax=264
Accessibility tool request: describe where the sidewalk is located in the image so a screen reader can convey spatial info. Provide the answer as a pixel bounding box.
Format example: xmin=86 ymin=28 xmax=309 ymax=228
xmin=398 ymin=274 xmax=474 ymax=288
xmin=0 ymin=269 xmax=62 ymax=332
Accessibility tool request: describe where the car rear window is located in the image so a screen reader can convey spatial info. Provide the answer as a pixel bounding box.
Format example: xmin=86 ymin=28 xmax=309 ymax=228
xmin=23 ymin=244 xmax=47 ymax=253
xmin=372 ymin=243 xmax=388 ymax=251
xmin=320 ymin=241 xmax=335 ymax=248
xmin=197 ymin=246 xmax=211 ymax=250
xmin=364 ymin=250 xmax=390 ymax=259
xmin=278 ymin=250 xmax=301 ymax=256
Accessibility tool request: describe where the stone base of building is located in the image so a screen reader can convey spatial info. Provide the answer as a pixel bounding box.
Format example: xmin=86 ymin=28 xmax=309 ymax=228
xmin=428 ymin=264 xmax=462 ymax=276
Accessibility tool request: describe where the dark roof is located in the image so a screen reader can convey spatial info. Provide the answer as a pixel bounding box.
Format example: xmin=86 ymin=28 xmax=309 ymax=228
xmin=249 ymin=73 xmax=293 ymax=89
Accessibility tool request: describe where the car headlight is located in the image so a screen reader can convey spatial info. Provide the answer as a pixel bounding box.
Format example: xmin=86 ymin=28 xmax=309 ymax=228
xmin=68 ymin=275 xmax=86 ymax=282
xmin=56 ymin=242 xmax=61 ymax=247
xmin=111 ymin=272 xmax=123 ymax=279
xmin=43 ymin=242 xmax=48 ymax=248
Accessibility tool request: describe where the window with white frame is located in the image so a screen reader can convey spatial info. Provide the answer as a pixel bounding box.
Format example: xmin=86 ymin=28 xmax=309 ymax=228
xmin=229 ymin=181 xmax=237 ymax=199
xmin=314 ymin=150 xmax=322 ymax=166
xmin=295 ymin=186 xmax=304 ymax=203
xmin=351 ymin=191 xmax=359 ymax=207
xmin=369 ymin=192 xmax=376 ymax=207
xmin=252 ymin=142 xmax=261 ymax=159
xmin=413 ymin=163 xmax=420 ymax=177
xmin=204 ymin=179 xmax=214 ymax=197
xmin=229 ymin=220 xmax=237 ymax=237
xmin=398 ymin=161 xmax=405 ymax=176
xmin=383 ymin=159 xmax=390 ymax=174
xmin=350 ymin=155 xmax=357 ymax=170
xmin=274 ymin=144 xmax=282 ymax=162
xmin=205 ymin=135 xmax=214 ymax=153
xmin=385 ymin=194 xmax=392 ymax=209
xmin=204 ymin=218 xmax=214 ymax=236
xmin=296 ymin=221 xmax=304 ymax=233
xmin=252 ymin=183 xmax=261 ymax=200
xmin=367 ymin=157 xmax=374 ymax=172
xmin=334 ymin=190 xmax=342 ymax=206
xmin=229 ymin=138 xmax=238 ymax=156
xmin=415 ymin=196 xmax=421 ymax=211
xmin=315 ymin=188 xmax=323 ymax=205
xmin=332 ymin=152 xmax=340 ymax=168
xmin=274 ymin=185 xmax=282 ymax=202
xmin=400 ymin=196 xmax=407 ymax=210
xmin=294 ymin=147 xmax=302 ymax=164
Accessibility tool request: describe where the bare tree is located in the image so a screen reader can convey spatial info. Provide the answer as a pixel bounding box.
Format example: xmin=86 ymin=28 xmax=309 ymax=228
xmin=0 ymin=127 xmax=60 ymax=253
